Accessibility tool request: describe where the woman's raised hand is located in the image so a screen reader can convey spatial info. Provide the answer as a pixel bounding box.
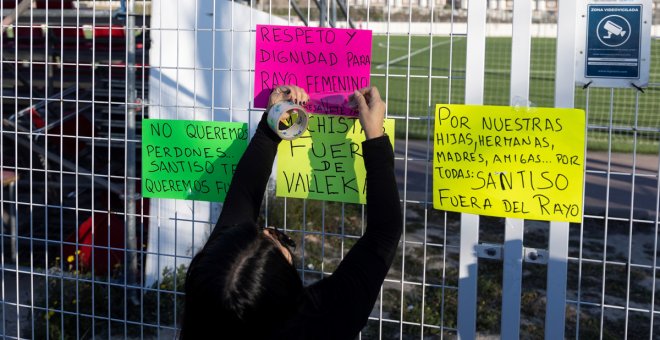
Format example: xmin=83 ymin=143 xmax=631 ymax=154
xmin=350 ymin=87 xmax=385 ymax=140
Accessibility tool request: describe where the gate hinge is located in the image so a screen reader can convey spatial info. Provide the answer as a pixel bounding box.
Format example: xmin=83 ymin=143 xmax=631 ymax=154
xmin=523 ymin=247 xmax=548 ymax=264
xmin=476 ymin=243 xmax=502 ymax=260
xmin=476 ymin=244 xmax=549 ymax=264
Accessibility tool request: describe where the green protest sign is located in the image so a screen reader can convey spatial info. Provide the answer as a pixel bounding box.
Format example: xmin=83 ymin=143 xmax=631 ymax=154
xmin=141 ymin=119 xmax=248 ymax=202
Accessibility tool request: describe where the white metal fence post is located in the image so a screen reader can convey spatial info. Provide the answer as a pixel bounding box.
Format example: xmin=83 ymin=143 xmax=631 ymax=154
xmin=501 ymin=0 xmax=533 ymax=338
xmin=547 ymin=0 xmax=579 ymax=339
xmin=457 ymin=0 xmax=487 ymax=339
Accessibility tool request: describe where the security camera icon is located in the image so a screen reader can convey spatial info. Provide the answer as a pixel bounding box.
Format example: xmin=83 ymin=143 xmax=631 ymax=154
xmin=602 ymin=20 xmax=626 ymax=39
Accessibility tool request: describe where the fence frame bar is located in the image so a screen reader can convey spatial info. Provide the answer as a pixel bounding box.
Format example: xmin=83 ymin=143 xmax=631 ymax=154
xmin=457 ymin=0 xmax=487 ymax=338
xmin=546 ymin=1 xmax=579 ymax=339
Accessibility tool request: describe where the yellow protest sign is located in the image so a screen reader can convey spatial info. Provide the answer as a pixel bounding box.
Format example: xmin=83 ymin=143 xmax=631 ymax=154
xmin=277 ymin=115 xmax=395 ymax=204
xmin=433 ymin=104 xmax=586 ymax=222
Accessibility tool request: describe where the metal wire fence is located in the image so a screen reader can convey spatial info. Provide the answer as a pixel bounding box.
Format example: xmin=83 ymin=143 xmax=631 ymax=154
xmin=1 ymin=0 xmax=659 ymax=339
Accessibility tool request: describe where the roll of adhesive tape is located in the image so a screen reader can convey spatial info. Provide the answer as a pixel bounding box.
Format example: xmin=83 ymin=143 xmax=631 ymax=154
xmin=266 ymin=101 xmax=309 ymax=140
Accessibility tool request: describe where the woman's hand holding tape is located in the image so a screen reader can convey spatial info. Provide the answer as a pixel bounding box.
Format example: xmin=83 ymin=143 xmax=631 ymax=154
xmin=268 ymin=85 xmax=309 ymax=111
xmin=266 ymin=85 xmax=310 ymax=140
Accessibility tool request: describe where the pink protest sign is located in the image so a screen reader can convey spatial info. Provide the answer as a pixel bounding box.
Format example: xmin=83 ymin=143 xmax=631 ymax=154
xmin=254 ymin=25 xmax=372 ymax=117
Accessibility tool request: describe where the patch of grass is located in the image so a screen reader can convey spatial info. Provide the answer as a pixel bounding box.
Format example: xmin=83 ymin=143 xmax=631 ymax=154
xmin=32 ymin=259 xmax=186 ymax=339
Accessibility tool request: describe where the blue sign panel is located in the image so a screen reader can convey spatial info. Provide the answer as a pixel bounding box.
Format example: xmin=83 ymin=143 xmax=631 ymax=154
xmin=585 ymin=5 xmax=642 ymax=79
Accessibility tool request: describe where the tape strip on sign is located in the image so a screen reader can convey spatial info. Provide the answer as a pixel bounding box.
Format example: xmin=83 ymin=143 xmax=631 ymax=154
xmin=266 ymin=101 xmax=309 ymax=140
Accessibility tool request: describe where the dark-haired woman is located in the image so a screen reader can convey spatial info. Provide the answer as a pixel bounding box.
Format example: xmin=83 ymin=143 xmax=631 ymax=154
xmin=181 ymin=85 xmax=402 ymax=339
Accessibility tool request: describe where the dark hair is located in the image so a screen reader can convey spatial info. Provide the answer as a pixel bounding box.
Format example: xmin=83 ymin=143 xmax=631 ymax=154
xmin=180 ymin=223 xmax=302 ymax=339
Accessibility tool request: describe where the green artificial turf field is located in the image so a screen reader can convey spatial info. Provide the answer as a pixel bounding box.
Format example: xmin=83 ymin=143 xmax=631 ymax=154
xmin=371 ymin=35 xmax=659 ymax=152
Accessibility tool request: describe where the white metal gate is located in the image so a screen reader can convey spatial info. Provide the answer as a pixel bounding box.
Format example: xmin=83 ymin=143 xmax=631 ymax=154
xmin=1 ymin=0 xmax=659 ymax=339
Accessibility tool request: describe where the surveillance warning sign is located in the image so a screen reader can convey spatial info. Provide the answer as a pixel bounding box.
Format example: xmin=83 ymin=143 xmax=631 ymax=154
xmin=587 ymin=5 xmax=641 ymax=78
xmin=576 ymin=0 xmax=652 ymax=88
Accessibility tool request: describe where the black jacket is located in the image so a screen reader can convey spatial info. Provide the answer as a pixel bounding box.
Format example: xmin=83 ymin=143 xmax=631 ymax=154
xmin=206 ymin=113 xmax=402 ymax=339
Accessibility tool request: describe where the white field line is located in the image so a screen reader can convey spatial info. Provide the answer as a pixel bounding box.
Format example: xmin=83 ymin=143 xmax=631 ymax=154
xmin=377 ymin=41 xmax=660 ymax=78
xmin=382 ymin=64 xmax=558 ymax=75
xmin=377 ymin=42 xmax=408 ymax=50
xmin=376 ymin=40 xmax=451 ymax=70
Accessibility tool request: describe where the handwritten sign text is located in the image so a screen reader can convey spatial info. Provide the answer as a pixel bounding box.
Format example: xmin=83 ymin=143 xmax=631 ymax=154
xmin=432 ymin=105 xmax=586 ymax=222
xmin=142 ymin=119 xmax=248 ymax=202
xmin=277 ymin=115 xmax=395 ymax=203
xmin=254 ymin=25 xmax=372 ymax=116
